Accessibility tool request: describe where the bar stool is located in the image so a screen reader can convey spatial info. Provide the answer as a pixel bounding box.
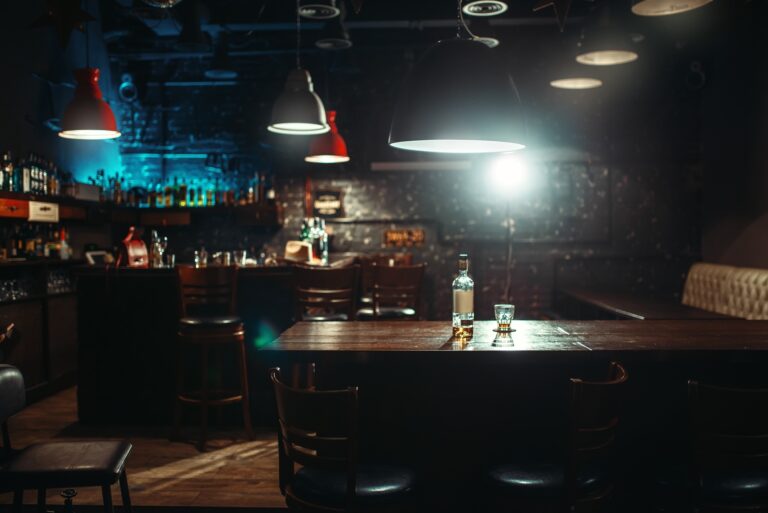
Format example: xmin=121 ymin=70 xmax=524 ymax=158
xmin=356 ymin=263 xmax=426 ymax=320
xmin=293 ymin=265 xmax=359 ymax=321
xmin=172 ymin=265 xmax=253 ymax=451
xmin=0 ymin=365 xmax=133 ymax=513
xmin=486 ymin=362 xmax=628 ymax=513
xmin=270 ymin=366 xmax=417 ymax=512
xmin=686 ymin=380 xmax=768 ymax=512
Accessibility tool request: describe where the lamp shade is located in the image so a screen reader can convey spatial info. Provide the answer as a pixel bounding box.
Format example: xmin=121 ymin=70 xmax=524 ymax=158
xmin=576 ymin=27 xmax=638 ymax=66
xmin=632 ymin=0 xmax=713 ymax=16
xmin=389 ymin=38 xmax=525 ymax=154
xmin=305 ymin=111 xmax=349 ymax=163
xmin=59 ymin=68 xmax=121 ymax=140
xmin=268 ymin=69 xmax=329 ymax=135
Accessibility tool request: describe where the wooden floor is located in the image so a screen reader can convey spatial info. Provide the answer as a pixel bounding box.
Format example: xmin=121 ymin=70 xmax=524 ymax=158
xmin=0 ymin=387 xmax=285 ymax=510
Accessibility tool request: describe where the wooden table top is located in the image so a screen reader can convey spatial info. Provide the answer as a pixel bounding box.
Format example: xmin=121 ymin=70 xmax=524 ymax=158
xmin=558 ymin=287 xmax=737 ymax=320
xmin=262 ymin=320 xmax=768 ymax=353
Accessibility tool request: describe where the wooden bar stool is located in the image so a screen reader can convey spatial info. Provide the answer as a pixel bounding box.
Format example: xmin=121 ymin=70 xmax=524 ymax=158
xmin=270 ymin=366 xmax=416 ymax=512
xmin=172 ymin=265 xmax=254 ymax=451
xmin=0 ymin=365 xmax=133 ymax=513
xmin=293 ymin=265 xmax=359 ymax=321
xmin=486 ymin=361 xmax=628 ymax=513
xmin=356 ymin=263 xmax=426 ymax=320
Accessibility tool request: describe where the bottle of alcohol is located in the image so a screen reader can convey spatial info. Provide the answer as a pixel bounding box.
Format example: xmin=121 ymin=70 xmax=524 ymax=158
xmin=179 ymin=178 xmax=187 ymax=207
xmin=1 ymin=151 xmax=13 ymax=191
xmin=164 ymin=180 xmax=173 ymax=208
xmin=173 ymin=177 xmax=180 ymax=207
xmin=452 ymin=253 xmax=474 ymax=339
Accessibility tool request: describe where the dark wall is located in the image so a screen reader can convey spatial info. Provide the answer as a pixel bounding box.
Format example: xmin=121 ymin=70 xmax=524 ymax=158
xmin=701 ymin=1 xmax=768 ymax=267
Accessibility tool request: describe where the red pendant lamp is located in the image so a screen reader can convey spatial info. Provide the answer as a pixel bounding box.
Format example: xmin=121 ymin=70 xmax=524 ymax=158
xmin=305 ymin=110 xmax=350 ymax=163
xmin=59 ymin=67 xmax=121 ymax=140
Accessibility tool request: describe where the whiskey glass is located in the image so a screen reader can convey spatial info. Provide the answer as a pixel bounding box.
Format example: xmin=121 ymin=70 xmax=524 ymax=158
xmin=494 ymin=304 xmax=515 ymax=332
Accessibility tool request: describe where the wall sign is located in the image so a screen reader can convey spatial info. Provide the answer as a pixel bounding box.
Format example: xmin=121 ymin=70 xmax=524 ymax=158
xmin=384 ymin=229 xmax=426 ymax=247
xmin=313 ymin=189 xmax=344 ymax=218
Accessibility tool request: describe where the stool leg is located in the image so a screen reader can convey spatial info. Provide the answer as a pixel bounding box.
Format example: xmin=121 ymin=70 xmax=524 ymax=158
xmin=172 ymin=340 xmax=184 ymax=441
xmin=37 ymin=489 xmax=46 ymax=513
xmin=214 ymin=347 xmax=224 ymax=427
xmin=102 ymin=485 xmax=114 ymax=513
xmin=119 ymin=471 xmax=133 ymax=513
xmin=13 ymin=490 xmax=23 ymax=513
xmin=238 ymin=341 xmax=254 ymax=440
xmin=199 ymin=343 xmax=210 ymax=451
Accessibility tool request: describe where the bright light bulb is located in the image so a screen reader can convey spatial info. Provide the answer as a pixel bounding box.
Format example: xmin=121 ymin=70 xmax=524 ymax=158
xmin=488 ymin=154 xmax=528 ymax=195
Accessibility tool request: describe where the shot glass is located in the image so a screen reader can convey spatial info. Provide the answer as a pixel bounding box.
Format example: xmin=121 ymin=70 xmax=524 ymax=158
xmin=494 ymin=304 xmax=515 ymax=332
xmin=166 ymin=253 xmax=176 ymax=268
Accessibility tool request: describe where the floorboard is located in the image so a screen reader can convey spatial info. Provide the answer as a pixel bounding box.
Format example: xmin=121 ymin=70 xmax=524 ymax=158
xmin=0 ymin=388 xmax=285 ymax=510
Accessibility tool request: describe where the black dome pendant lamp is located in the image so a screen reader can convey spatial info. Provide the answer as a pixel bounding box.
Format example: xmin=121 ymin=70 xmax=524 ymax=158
xmin=268 ymin=0 xmax=329 ymax=135
xmin=388 ymin=0 xmax=525 ymax=153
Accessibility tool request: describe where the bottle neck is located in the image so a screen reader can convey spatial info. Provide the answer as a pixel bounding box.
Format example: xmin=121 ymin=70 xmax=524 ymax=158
xmin=458 ymin=261 xmax=469 ymax=275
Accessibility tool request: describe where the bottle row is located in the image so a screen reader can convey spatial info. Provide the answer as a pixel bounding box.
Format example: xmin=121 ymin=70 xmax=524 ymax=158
xmin=0 ymin=150 xmax=71 ymax=196
xmin=88 ymin=170 xmax=277 ymax=209
xmin=0 ymin=223 xmax=73 ymax=261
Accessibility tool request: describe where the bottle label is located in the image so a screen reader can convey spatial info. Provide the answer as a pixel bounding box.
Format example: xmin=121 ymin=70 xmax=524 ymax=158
xmin=453 ymin=289 xmax=474 ymax=314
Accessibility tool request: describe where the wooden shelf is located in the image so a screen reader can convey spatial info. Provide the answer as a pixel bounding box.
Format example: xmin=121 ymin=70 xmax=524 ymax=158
xmin=0 ymin=191 xmax=282 ymax=227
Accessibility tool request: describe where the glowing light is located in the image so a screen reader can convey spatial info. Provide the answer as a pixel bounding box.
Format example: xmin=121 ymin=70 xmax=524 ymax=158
xmin=550 ymin=77 xmax=603 ymax=90
xmin=462 ymin=1 xmax=508 ymax=17
xmin=267 ymin=122 xmax=329 ymax=135
xmin=632 ymin=0 xmax=713 ymax=16
xmin=59 ymin=129 xmax=121 ymax=140
xmin=488 ymin=154 xmax=528 ymax=195
xmin=576 ymin=50 xmax=638 ymax=66
xmin=391 ymin=139 xmax=524 ymax=154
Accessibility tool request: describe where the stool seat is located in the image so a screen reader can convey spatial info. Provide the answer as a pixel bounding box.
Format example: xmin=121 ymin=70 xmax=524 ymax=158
xmin=303 ymin=313 xmax=349 ymax=322
xmin=487 ymin=462 xmax=608 ymax=500
xmin=0 ymin=440 xmax=132 ymax=489
xmin=179 ymin=316 xmax=243 ymax=333
xmin=356 ymin=307 xmax=416 ymax=320
xmin=291 ymin=464 xmax=416 ymax=508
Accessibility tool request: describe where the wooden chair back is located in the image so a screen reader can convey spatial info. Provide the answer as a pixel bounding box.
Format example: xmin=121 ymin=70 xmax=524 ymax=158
xmin=270 ymin=367 xmax=359 ymax=510
xmin=359 ymin=253 xmax=413 ymax=298
xmin=371 ymin=263 xmax=426 ymax=319
xmin=177 ymin=265 xmax=238 ymax=318
xmin=566 ymin=361 xmax=628 ymax=510
xmin=293 ymin=265 xmax=359 ymax=321
xmin=688 ymin=381 xmax=768 ymax=470
xmin=0 ymin=364 xmax=25 ymax=457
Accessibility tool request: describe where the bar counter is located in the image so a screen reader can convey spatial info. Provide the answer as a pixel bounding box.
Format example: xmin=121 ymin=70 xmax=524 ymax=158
xmin=76 ymin=265 xmax=295 ymax=425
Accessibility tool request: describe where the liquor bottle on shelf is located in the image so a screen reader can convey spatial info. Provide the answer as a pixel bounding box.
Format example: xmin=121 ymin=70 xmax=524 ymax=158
xmin=1 ymin=151 xmax=13 ymax=191
xmin=164 ymin=180 xmax=173 ymax=208
xmin=189 ymin=180 xmax=197 ymax=207
xmin=452 ymin=253 xmax=474 ymax=340
xmin=197 ymin=184 xmax=204 ymax=207
xmin=179 ymin=178 xmax=187 ymax=207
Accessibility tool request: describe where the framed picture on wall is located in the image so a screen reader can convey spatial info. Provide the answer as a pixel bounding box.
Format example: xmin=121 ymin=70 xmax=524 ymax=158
xmin=313 ymin=189 xmax=345 ymax=218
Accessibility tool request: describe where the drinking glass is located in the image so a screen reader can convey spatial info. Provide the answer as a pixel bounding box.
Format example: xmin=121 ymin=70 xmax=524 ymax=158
xmin=166 ymin=253 xmax=176 ymax=267
xmin=494 ymin=304 xmax=515 ymax=332
xmin=233 ymin=250 xmax=246 ymax=266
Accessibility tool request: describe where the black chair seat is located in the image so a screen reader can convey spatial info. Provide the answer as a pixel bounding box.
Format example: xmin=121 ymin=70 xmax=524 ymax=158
xmin=699 ymin=468 xmax=768 ymax=505
xmin=179 ymin=316 xmax=243 ymax=333
xmin=291 ymin=464 xmax=416 ymax=508
xmin=487 ymin=462 xmax=608 ymax=500
xmin=356 ymin=307 xmax=417 ymax=320
xmin=0 ymin=440 xmax=132 ymax=488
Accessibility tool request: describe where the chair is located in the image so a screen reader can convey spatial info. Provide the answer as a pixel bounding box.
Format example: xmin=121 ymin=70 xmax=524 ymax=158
xmin=486 ymin=362 xmax=628 ymax=513
xmin=270 ymin=367 xmax=416 ymax=512
xmin=687 ymin=380 xmax=768 ymax=512
xmin=293 ymin=265 xmax=359 ymax=321
xmin=357 ymin=254 xmax=413 ymax=305
xmin=356 ymin=264 xmax=426 ymax=320
xmin=172 ymin=265 xmax=253 ymax=450
xmin=0 ymin=365 xmax=133 ymax=513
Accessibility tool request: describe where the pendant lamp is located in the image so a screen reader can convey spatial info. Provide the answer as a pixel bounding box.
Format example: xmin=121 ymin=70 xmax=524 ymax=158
xmin=305 ymin=111 xmax=349 ymax=163
xmin=388 ymin=1 xmax=524 ymax=154
xmin=59 ymin=19 xmax=120 ymax=140
xmin=576 ymin=4 xmax=639 ymax=66
xmin=632 ymin=0 xmax=713 ymax=16
xmin=550 ymin=52 xmax=603 ymax=90
xmin=268 ymin=0 xmax=329 ymax=135
xmin=205 ymin=33 xmax=238 ymax=80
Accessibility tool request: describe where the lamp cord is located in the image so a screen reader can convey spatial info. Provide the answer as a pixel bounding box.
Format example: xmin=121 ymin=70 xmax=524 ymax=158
xmin=456 ymin=0 xmax=476 ymax=40
xmin=296 ymin=0 xmax=301 ymax=68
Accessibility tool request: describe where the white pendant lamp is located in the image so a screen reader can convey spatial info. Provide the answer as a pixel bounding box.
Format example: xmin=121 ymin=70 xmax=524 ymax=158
xmin=632 ymin=0 xmax=713 ymax=16
xmin=388 ymin=0 xmax=525 ymax=154
xmin=576 ymin=4 xmax=639 ymax=66
xmin=268 ymin=0 xmax=329 ymax=135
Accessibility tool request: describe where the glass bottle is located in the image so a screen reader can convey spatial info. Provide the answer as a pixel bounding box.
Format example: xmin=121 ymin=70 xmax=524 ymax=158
xmin=164 ymin=180 xmax=173 ymax=208
xmin=452 ymin=253 xmax=474 ymax=340
xmin=179 ymin=178 xmax=187 ymax=207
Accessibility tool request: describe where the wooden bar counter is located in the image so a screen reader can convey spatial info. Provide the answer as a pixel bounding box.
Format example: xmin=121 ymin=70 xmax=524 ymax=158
xmin=262 ymin=320 xmax=768 ymax=511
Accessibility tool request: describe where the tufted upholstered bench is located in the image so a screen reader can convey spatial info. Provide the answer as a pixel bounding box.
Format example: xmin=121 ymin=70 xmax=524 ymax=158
xmin=682 ymin=263 xmax=768 ymax=320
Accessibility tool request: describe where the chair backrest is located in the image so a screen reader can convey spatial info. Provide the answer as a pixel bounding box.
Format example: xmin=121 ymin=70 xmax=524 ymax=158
xmin=688 ymin=381 xmax=768 ymax=469
xmin=566 ymin=361 xmax=628 ymax=507
xmin=0 ymin=364 xmax=25 ymax=456
xmin=293 ymin=265 xmax=359 ymax=321
xmin=177 ymin=265 xmax=238 ymax=317
xmin=359 ymin=253 xmax=414 ymax=298
xmin=270 ymin=367 xmax=359 ymax=508
xmin=371 ymin=263 xmax=426 ymax=319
